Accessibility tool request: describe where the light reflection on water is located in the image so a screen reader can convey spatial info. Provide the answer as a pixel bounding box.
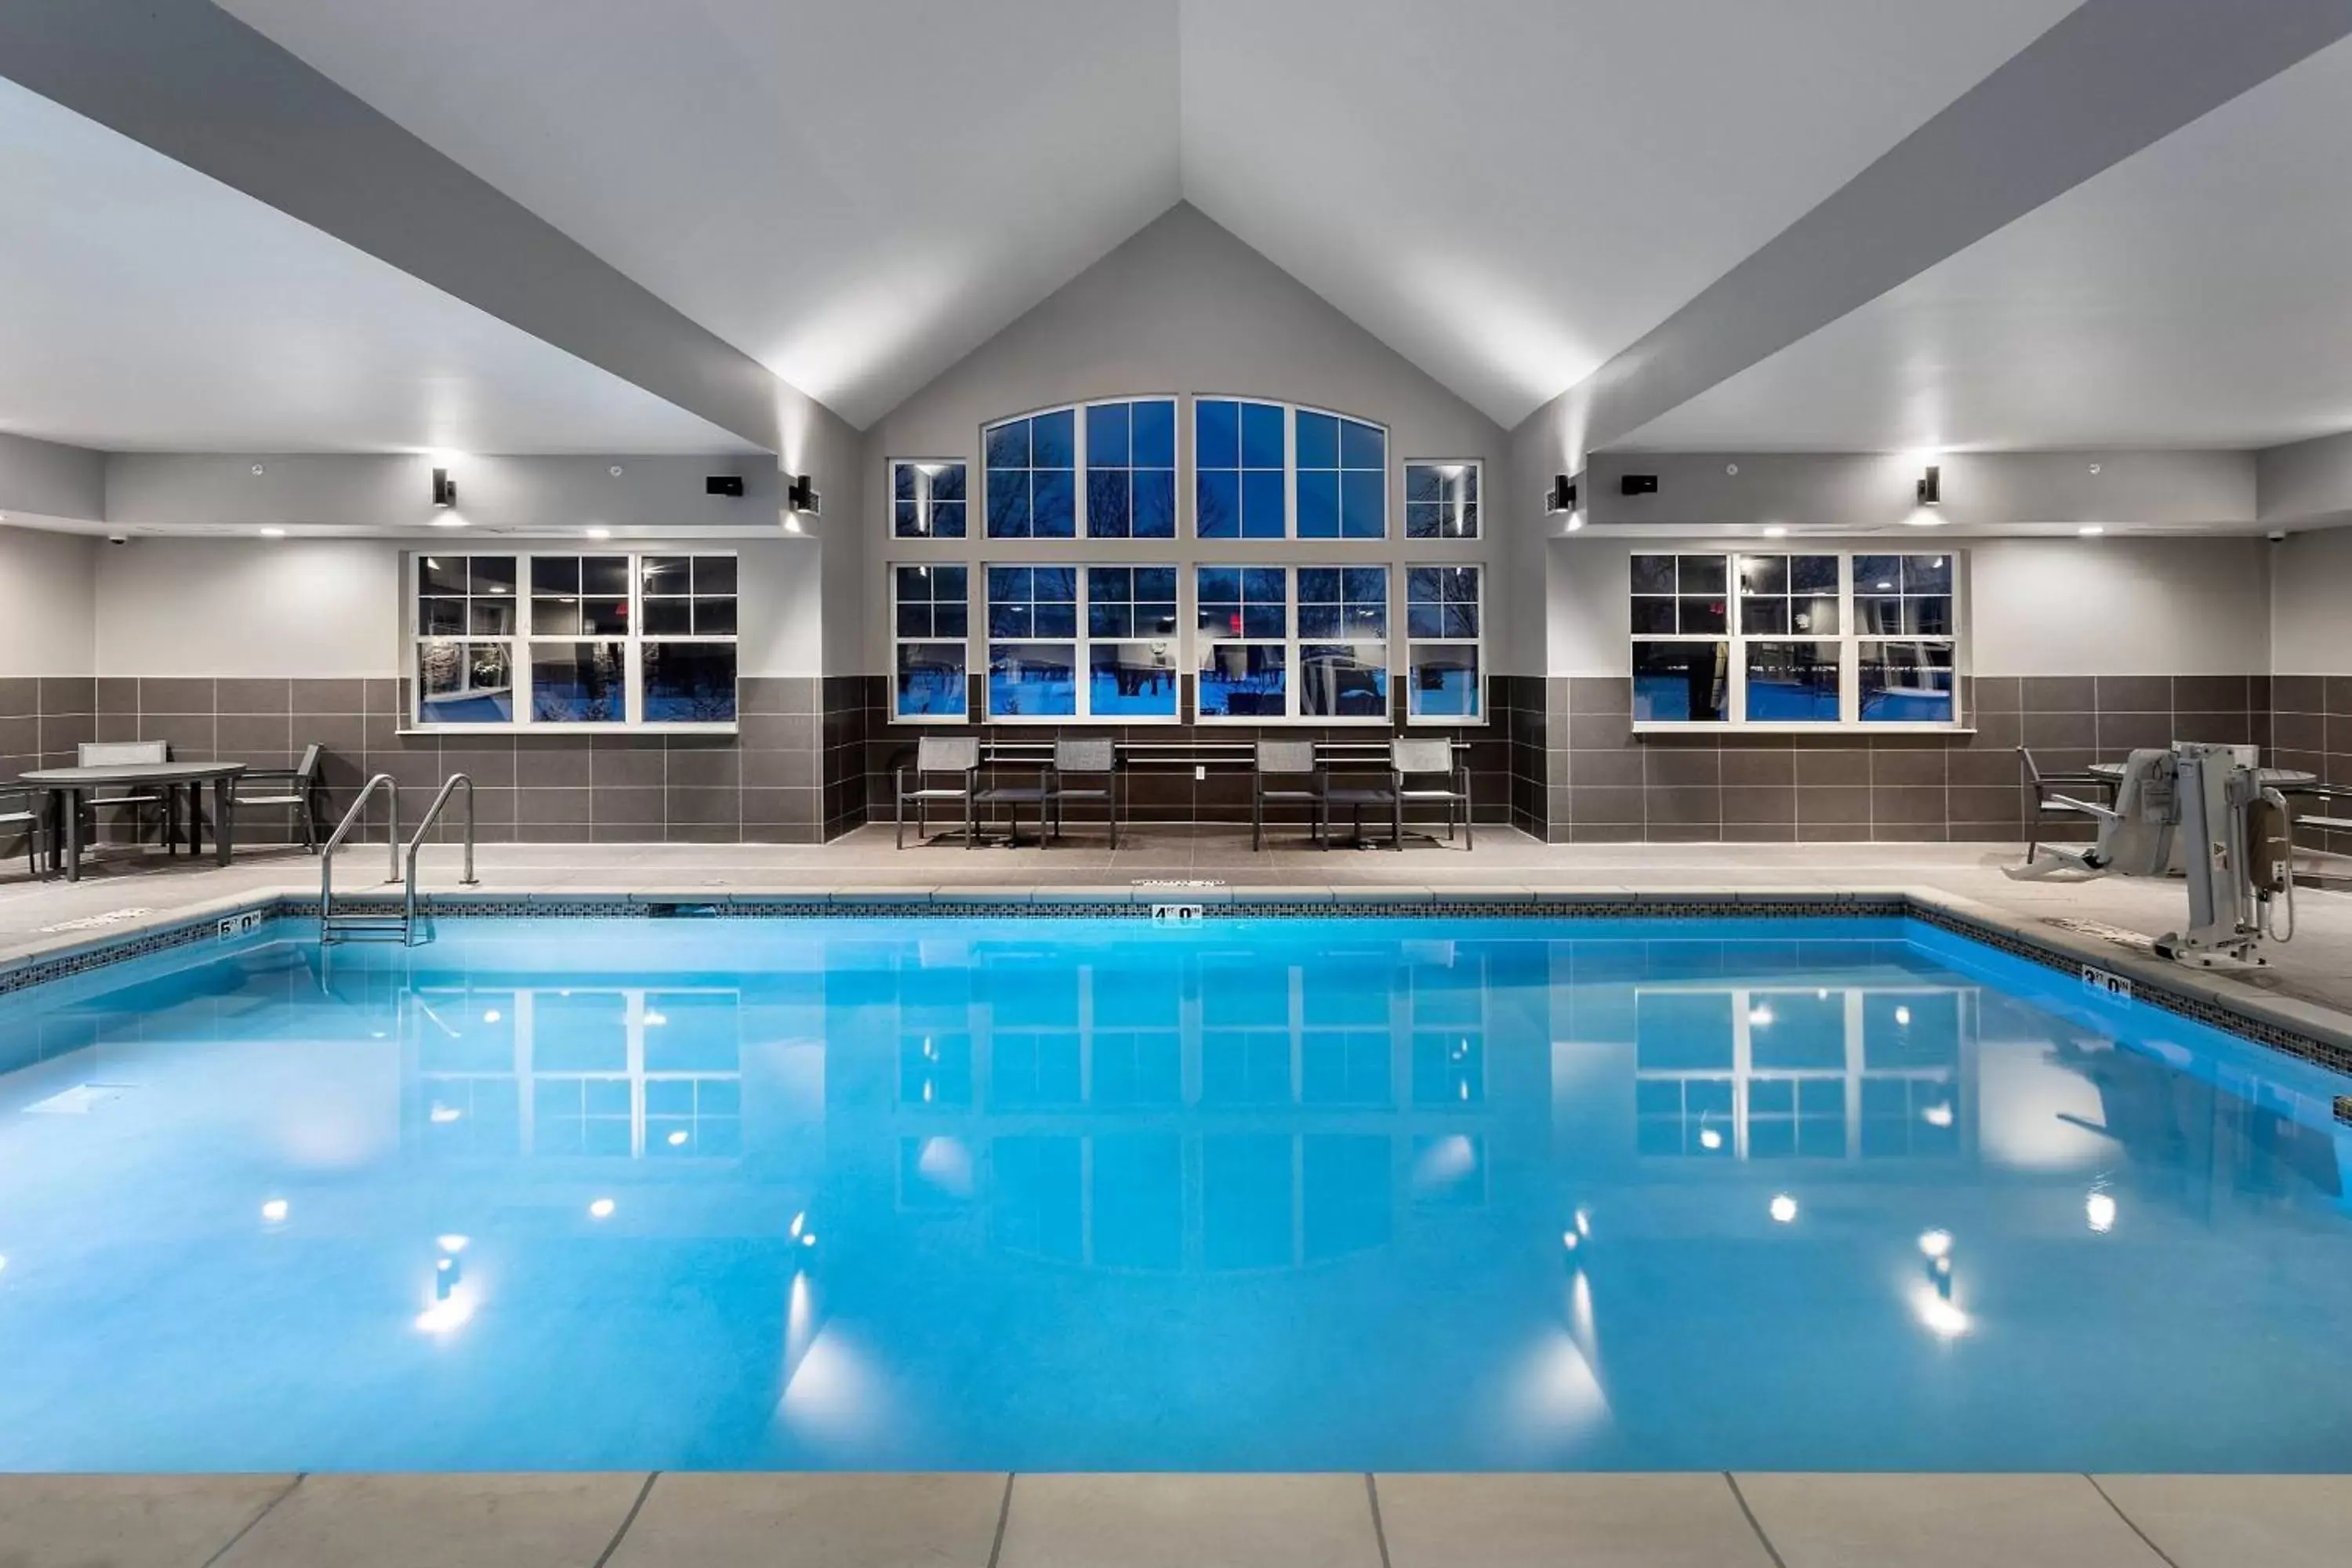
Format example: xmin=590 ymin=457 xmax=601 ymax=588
xmin=0 ymin=916 xmax=2348 ymax=1473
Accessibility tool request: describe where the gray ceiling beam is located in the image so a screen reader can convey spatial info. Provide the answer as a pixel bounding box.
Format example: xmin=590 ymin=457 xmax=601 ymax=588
xmin=0 ymin=0 xmax=791 ymax=452
xmin=1520 ymin=0 xmax=2352 ymax=462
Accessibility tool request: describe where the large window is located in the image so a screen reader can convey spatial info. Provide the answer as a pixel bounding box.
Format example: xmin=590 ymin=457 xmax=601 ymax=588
xmin=980 ymin=564 xmax=1181 ymax=721
xmin=893 ymin=564 xmax=968 ymax=720
xmin=1084 ymin=399 xmax=1177 ymax=539
xmin=985 ymin=566 xmax=1080 ymax=717
xmin=891 ymin=459 xmax=967 ymax=538
xmin=1403 ymin=461 xmax=1479 ymax=539
xmin=1296 ymin=408 xmax=1386 ymax=539
xmin=1630 ymin=550 xmax=1962 ymax=728
xmin=1405 ymin=565 xmax=1483 ymax=723
xmin=1196 ymin=565 xmax=1290 ymax=719
xmin=1195 ymin=397 xmax=1286 ymax=539
xmin=1298 ymin=567 xmax=1389 ymax=719
xmin=985 ymin=408 xmax=1076 ymax=539
xmin=1085 ymin=566 xmax=1180 ymax=718
xmin=412 ymin=552 xmax=736 ymax=729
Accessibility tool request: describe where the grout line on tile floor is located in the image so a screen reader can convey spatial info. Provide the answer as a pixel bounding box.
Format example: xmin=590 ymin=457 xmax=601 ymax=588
xmin=200 ymin=1471 xmax=307 ymax=1568
xmin=2085 ymin=1473 xmax=2185 ymax=1568
xmin=1364 ymin=1473 xmax=1393 ymax=1568
xmin=1722 ymin=1473 xmax=1789 ymax=1568
xmin=986 ymin=1472 xmax=1016 ymax=1568
xmin=591 ymin=1471 xmax=659 ymax=1568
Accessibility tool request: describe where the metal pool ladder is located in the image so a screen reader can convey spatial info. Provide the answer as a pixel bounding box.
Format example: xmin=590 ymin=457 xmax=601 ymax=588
xmin=320 ymin=772 xmax=479 ymax=945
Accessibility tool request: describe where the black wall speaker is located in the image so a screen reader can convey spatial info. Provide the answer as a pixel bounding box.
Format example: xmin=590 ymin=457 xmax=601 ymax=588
xmin=1620 ymin=474 xmax=1659 ymax=496
xmin=706 ymin=475 xmax=746 ymax=497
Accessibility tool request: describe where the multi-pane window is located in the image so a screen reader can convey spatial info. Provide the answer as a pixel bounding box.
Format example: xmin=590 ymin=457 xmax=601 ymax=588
xmin=1856 ymin=554 xmax=1957 ymax=723
xmin=413 ymin=552 xmax=735 ymax=728
xmin=1298 ymin=567 xmax=1390 ymax=719
xmin=985 ymin=566 xmax=1080 ymax=718
xmin=1738 ymin=554 xmax=1839 ymax=723
xmin=1084 ymin=566 xmax=1180 ymax=718
xmin=417 ymin=554 xmax=517 ymax=723
xmin=1405 ymin=565 xmax=1483 ymax=722
xmin=1296 ymin=408 xmax=1386 ymax=539
xmin=893 ymin=564 xmax=968 ymax=720
xmin=891 ymin=459 xmax=967 ymax=538
xmin=1194 ymin=397 xmax=1287 ymax=539
xmin=1403 ymin=462 xmax=1479 ymax=539
xmin=985 ymin=408 xmax=1076 ymax=539
xmin=1630 ymin=551 xmax=1962 ymax=727
xmin=1084 ymin=399 xmax=1177 ymax=539
xmin=1196 ymin=566 xmax=1289 ymax=719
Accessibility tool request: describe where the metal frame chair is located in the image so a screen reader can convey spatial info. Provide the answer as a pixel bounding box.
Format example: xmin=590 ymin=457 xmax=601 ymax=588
xmin=1252 ymin=739 xmax=1327 ymax=850
xmin=2019 ymin=746 xmax=2115 ymax=863
xmin=234 ymin=743 xmax=327 ymax=851
xmin=895 ymin=735 xmax=982 ymax=849
xmin=1044 ymin=735 xmax=1120 ymax=848
xmin=1394 ymin=737 xmax=1473 ymax=848
xmin=78 ymin=739 xmax=176 ymax=852
xmin=0 ymin=784 xmax=51 ymax=879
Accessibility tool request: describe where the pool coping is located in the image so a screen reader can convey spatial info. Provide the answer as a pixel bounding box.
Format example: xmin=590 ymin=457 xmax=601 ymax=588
xmin=5 ymin=883 xmax=2351 ymax=1084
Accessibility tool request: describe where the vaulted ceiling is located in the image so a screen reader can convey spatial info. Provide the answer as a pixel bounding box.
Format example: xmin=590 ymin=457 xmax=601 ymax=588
xmin=5 ymin=1 xmax=2352 ymax=456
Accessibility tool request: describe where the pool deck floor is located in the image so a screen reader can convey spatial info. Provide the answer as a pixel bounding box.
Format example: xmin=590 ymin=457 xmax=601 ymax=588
xmin=5 ymin=829 xmax=2352 ymax=1563
xmin=2 ymin=1470 xmax=2348 ymax=1567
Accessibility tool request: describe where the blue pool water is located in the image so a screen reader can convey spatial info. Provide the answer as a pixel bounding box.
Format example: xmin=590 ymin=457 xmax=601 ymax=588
xmin=2 ymin=915 xmax=2349 ymax=1474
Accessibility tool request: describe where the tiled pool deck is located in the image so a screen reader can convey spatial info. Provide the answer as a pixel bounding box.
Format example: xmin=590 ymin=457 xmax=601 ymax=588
xmin=3 ymin=1470 xmax=2348 ymax=1566
xmin=5 ymin=827 xmax=2351 ymax=1564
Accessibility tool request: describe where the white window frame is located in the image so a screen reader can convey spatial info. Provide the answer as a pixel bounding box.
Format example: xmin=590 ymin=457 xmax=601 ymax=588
xmin=1628 ymin=548 xmax=1966 ymax=733
xmin=1403 ymin=459 xmax=1481 ymax=539
xmin=982 ymin=397 xmax=1181 ymax=542
xmin=1189 ymin=397 xmax=1391 ymax=543
xmin=408 ymin=550 xmax=739 ymax=734
xmin=1079 ymin=396 xmax=1181 ymax=542
xmin=979 ymin=562 xmax=1184 ymax=724
xmin=1403 ymin=563 xmax=1486 ymax=726
xmin=1195 ymin=563 xmax=1392 ymax=727
xmin=1291 ymin=402 xmax=1390 ymax=542
xmin=888 ymin=458 xmax=969 ymax=539
xmin=890 ymin=561 xmax=972 ymax=724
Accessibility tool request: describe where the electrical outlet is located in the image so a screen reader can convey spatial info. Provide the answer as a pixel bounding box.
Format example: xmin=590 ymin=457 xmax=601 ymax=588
xmin=1194 ymin=764 xmax=1206 ymax=782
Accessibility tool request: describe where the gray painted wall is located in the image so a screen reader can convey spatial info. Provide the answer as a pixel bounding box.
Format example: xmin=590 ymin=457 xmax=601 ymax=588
xmin=2257 ymin=429 xmax=2352 ymax=527
xmin=856 ymin=203 xmax=1516 ymax=675
xmin=2270 ymin=524 xmax=2352 ymax=674
xmin=0 ymin=430 xmax=106 ymax=522
xmin=0 ymin=524 xmax=98 ymax=676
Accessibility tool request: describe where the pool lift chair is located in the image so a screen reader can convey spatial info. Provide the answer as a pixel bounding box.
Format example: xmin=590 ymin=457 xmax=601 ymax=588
xmin=2006 ymin=742 xmax=2296 ymax=970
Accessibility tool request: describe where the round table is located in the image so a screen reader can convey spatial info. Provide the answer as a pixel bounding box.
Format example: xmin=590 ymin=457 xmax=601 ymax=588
xmin=20 ymin=761 xmax=247 ymax=882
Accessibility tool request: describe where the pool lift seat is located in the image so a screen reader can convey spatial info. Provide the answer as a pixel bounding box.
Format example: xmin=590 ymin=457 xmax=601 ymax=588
xmin=2005 ymin=742 xmax=2296 ymax=970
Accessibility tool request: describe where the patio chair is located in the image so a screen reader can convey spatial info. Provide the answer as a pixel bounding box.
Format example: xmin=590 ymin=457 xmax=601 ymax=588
xmin=1395 ymin=737 xmax=1475 ymax=848
xmin=1252 ymin=739 xmax=1327 ymax=850
xmin=2019 ymin=746 xmax=2114 ymax=865
xmin=0 ymin=784 xmax=51 ymax=878
xmin=78 ymin=740 xmax=176 ymax=852
xmin=895 ymin=735 xmax=981 ymax=849
xmin=234 ymin=743 xmax=327 ymax=851
xmin=1044 ymin=735 xmax=1120 ymax=848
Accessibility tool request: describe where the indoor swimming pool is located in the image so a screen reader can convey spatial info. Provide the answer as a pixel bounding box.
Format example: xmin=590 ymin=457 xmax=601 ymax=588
xmin=1 ymin=914 xmax=2347 ymax=1474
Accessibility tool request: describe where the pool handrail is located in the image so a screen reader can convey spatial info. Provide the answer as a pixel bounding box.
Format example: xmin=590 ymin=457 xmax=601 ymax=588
xmin=404 ymin=772 xmax=482 ymax=942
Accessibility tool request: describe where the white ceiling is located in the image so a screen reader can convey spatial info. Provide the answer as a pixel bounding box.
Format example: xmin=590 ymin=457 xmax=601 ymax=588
xmin=1620 ymin=34 xmax=2352 ymax=452
xmin=0 ymin=76 xmax=756 ymax=456
xmin=218 ymin=0 xmax=1185 ymax=432
xmin=216 ymin=0 xmax=2075 ymax=433
xmin=1178 ymin=0 xmax=2081 ymax=428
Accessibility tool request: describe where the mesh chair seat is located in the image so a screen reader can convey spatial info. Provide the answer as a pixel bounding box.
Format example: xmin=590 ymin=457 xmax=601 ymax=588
xmin=1253 ymin=740 xmax=1327 ymax=849
xmin=1042 ymin=737 xmax=1120 ymax=847
xmin=1392 ymin=737 xmax=1473 ymax=848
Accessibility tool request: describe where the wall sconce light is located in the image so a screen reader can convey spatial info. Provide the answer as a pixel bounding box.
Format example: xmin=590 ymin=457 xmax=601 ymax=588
xmin=1544 ymin=475 xmax=1577 ymax=514
xmin=786 ymin=474 xmax=822 ymax=517
xmin=430 ymin=466 xmax=457 ymax=508
xmin=1916 ymin=464 xmax=1941 ymax=506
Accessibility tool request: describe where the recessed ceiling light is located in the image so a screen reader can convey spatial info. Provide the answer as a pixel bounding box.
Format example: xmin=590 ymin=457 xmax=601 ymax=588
xmin=260 ymin=527 xmax=286 ymax=539
xmin=2078 ymin=524 xmax=2106 ymax=536
xmin=429 ymin=517 xmax=469 ymax=529
xmin=1762 ymin=525 xmax=1788 ymax=539
xmin=586 ymin=527 xmax=612 ymax=540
